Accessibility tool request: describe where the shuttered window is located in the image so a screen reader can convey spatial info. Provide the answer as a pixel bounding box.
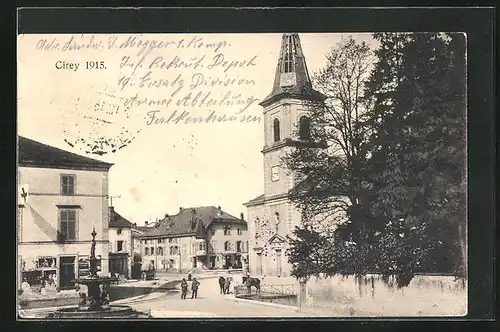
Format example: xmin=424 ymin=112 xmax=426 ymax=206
xmin=59 ymin=209 xmax=77 ymax=241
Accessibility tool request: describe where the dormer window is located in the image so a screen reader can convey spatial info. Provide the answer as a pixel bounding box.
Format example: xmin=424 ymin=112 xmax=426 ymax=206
xmin=273 ymin=118 xmax=280 ymax=142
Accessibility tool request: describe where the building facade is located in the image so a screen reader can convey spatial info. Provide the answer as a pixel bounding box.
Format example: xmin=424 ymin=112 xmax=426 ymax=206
xmin=138 ymin=206 xmax=248 ymax=271
xmin=18 ymin=137 xmax=113 ymax=289
xmin=108 ymin=207 xmax=133 ymax=279
xmin=243 ymin=34 xmax=327 ymax=278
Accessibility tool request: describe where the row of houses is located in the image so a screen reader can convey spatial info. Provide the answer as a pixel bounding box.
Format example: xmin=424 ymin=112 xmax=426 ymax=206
xmin=17 ymin=136 xmax=248 ymax=290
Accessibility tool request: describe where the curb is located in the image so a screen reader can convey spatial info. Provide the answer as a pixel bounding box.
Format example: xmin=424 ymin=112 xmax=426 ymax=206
xmin=111 ymin=280 xmax=178 ymax=304
xmin=222 ymin=295 xmax=301 ymax=312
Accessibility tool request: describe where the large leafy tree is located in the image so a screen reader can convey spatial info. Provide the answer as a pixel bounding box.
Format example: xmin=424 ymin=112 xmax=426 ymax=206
xmin=286 ymin=33 xmax=467 ymax=287
xmin=284 ymin=36 xmax=376 ymax=277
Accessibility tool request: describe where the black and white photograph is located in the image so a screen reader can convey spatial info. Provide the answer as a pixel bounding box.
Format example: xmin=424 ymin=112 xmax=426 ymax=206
xmin=17 ymin=26 xmax=469 ymax=319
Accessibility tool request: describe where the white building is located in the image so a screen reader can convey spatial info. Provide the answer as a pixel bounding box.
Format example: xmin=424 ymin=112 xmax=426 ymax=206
xmin=108 ymin=207 xmax=133 ymax=279
xmin=18 ymin=136 xmax=113 ymax=289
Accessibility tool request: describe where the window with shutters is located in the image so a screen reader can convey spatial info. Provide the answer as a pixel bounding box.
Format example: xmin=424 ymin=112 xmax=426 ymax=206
xmin=145 ymin=247 xmax=150 ymax=255
xmin=170 ymin=246 xmax=179 ymax=255
xmin=117 ymin=240 xmax=123 ymax=252
xmin=58 ymin=209 xmax=77 ymax=242
xmin=158 ymin=247 xmax=164 ymax=255
xmin=209 ymin=241 xmax=217 ymax=252
xmin=60 ymin=174 xmax=76 ymax=196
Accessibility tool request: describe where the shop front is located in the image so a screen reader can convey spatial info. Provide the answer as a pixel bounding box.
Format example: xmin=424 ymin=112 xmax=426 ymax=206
xmin=20 ymin=256 xmax=58 ymax=291
xmin=109 ymin=252 xmax=129 ymax=278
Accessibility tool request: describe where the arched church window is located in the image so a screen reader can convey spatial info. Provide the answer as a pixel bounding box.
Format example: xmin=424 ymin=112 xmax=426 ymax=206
xmin=273 ymin=118 xmax=281 ymax=142
xmin=299 ymin=116 xmax=311 ymax=140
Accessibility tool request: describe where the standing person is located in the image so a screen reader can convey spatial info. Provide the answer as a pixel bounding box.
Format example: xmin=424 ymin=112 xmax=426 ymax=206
xmin=218 ymin=276 xmax=225 ymax=294
xmin=191 ymin=277 xmax=200 ymax=299
xmin=180 ymin=278 xmax=188 ymax=299
xmin=224 ymin=277 xmax=231 ymax=295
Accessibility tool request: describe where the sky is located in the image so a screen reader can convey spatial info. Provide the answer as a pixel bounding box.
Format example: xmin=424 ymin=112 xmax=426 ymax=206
xmin=18 ymin=32 xmax=376 ymax=225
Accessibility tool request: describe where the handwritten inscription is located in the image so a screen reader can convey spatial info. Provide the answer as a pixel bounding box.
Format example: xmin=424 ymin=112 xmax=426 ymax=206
xmin=33 ymin=34 xmax=263 ymax=154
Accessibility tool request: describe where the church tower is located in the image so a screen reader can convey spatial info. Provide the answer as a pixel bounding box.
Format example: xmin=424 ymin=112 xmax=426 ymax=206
xmin=244 ymin=33 xmax=326 ymax=278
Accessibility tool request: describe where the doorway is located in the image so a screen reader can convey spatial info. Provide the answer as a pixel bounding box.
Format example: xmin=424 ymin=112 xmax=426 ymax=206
xmin=276 ymin=250 xmax=282 ymax=277
xmin=225 ymin=255 xmax=231 ymax=269
xmin=210 ymin=256 xmax=216 ymax=268
xmin=59 ymin=256 xmax=75 ymax=289
xmin=256 ymin=253 xmax=262 ymax=276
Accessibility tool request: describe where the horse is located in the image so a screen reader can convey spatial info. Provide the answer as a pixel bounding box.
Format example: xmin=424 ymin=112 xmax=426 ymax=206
xmin=243 ymin=277 xmax=261 ymax=294
xmin=218 ymin=276 xmax=226 ymax=294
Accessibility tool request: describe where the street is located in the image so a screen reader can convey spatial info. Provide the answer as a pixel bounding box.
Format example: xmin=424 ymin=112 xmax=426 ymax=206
xmin=116 ymin=276 xmax=317 ymax=318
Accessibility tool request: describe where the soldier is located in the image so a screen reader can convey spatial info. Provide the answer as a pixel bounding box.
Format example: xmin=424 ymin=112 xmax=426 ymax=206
xmin=224 ymin=277 xmax=231 ymax=295
xmin=180 ymin=278 xmax=188 ymax=299
xmin=191 ymin=278 xmax=200 ymax=299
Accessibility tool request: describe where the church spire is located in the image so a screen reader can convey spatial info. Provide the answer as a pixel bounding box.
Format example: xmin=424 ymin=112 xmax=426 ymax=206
xmin=260 ymin=33 xmax=326 ymax=107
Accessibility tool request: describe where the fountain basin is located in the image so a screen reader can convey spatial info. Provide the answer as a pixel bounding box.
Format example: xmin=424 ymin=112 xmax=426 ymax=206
xmin=48 ymin=304 xmax=149 ymax=319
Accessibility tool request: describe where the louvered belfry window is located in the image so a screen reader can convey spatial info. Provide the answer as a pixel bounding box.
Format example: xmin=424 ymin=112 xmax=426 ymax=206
xmin=283 ymin=35 xmax=295 ymax=73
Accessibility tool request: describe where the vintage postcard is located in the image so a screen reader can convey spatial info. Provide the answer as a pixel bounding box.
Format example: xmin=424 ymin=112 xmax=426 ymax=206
xmin=17 ymin=31 xmax=468 ymax=319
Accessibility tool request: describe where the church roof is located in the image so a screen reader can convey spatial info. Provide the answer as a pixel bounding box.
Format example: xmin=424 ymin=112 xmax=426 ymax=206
xmin=259 ymin=33 xmax=327 ymax=107
xmin=18 ymin=136 xmax=113 ymax=171
xmin=139 ymin=206 xmax=246 ymax=238
xmin=243 ymin=194 xmax=265 ymax=206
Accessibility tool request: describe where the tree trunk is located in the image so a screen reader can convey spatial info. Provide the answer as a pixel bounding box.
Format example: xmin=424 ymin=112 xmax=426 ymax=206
xmin=298 ymin=279 xmax=307 ymax=310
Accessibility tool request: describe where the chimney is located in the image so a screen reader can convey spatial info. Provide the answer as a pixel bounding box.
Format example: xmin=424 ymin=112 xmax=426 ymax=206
xmin=109 ymin=206 xmax=114 ymax=212
xmin=145 ymin=221 xmax=149 ymax=226
xmin=217 ymin=206 xmax=222 ymax=217
xmin=133 ymin=223 xmax=137 ymax=228
xmin=240 ymin=213 xmax=244 ymax=220
xmin=179 ymin=207 xmax=183 ymax=211
xmin=165 ymin=213 xmax=169 ymax=219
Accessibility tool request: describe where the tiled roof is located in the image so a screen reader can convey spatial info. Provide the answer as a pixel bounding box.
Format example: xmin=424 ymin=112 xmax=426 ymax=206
xmin=18 ymin=136 xmax=113 ymax=170
xmin=109 ymin=208 xmax=133 ymax=228
xmin=140 ymin=206 xmax=246 ymax=238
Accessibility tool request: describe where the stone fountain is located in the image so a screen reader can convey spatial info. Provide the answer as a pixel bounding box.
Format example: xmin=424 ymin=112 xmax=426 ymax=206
xmin=49 ymin=228 xmax=148 ymax=319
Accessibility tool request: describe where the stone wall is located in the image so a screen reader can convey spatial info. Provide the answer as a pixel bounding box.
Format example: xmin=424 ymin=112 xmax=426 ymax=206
xmin=304 ymin=274 xmax=467 ymax=317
